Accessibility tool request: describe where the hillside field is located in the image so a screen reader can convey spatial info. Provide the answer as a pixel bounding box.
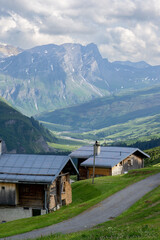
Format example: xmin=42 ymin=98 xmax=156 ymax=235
xmin=35 ymin=185 xmax=160 ymax=240
xmin=0 ymin=167 xmax=159 ymax=238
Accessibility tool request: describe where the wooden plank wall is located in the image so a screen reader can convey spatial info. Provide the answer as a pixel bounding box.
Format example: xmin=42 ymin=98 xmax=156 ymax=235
xmin=79 ymin=166 xmax=88 ymax=180
xmin=18 ymin=184 xmax=44 ymax=208
xmin=0 ymin=183 xmax=16 ymax=205
xmin=88 ymin=167 xmax=111 ymax=178
xmin=123 ymin=154 xmax=143 ymax=172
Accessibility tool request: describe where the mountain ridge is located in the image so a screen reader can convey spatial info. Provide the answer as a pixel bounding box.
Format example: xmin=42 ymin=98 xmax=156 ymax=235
xmin=1 ymin=43 xmax=160 ymax=116
xmin=0 ymin=43 xmax=22 ymax=58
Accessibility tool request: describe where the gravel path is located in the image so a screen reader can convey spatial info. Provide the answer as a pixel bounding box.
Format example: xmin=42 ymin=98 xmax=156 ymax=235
xmin=2 ymin=173 xmax=160 ymax=240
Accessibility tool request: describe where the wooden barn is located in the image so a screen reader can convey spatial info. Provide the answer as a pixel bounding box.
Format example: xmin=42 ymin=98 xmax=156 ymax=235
xmin=0 ymin=141 xmax=78 ymax=222
xmin=70 ymin=143 xmax=150 ymax=180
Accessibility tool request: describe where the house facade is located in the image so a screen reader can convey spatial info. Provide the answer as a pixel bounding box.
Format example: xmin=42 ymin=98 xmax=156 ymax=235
xmin=70 ymin=144 xmax=149 ymax=180
xmin=0 ymin=140 xmax=78 ymax=222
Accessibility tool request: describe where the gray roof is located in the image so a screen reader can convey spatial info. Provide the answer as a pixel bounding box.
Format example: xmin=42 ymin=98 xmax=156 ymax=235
xmin=0 ymin=154 xmax=78 ymax=184
xmin=70 ymin=146 xmax=150 ymax=168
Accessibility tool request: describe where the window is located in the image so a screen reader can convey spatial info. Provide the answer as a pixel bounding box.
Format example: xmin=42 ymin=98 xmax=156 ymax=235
xmin=62 ymin=199 xmax=66 ymax=206
xmin=128 ymin=159 xmax=131 ymax=166
xmin=61 ymin=182 xmax=66 ymax=193
xmin=119 ymin=161 xmax=122 ymax=166
xmin=32 ymin=209 xmax=41 ymax=216
xmin=1 ymin=186 xmax=5 ymax=190
xmin=128 ymin=159 xmax=133 ymax=166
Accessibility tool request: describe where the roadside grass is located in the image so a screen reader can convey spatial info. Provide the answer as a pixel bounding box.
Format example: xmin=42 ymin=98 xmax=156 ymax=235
xmin=34 ymin=186 xmax=160 ymax=240
xmin=0 ymin=167 xmax=159 ymax=238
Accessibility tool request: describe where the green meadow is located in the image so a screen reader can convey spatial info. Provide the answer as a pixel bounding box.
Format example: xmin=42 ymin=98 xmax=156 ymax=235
xmin=0 ymin=167 xmax=159 ymax=238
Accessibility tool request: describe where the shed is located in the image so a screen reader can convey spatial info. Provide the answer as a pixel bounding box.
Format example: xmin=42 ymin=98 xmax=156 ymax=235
xmin=0 ymin=149 xmax=78 ymax=222
xmin=70 ymin=145 xmax=149 ymax=180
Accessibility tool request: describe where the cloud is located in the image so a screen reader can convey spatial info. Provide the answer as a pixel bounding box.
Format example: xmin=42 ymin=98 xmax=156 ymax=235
xmin=0 ymin=0 xmax=160 ymax=64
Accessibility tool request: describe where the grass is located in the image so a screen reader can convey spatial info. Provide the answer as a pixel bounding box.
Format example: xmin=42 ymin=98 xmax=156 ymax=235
xmin=48 ymin=142 xmax=80 ymax=151
xmin=0 ymin=167 xmax=159 ymax=238
xmin=145 ymin=146 xmax=160 ymax=166
xmin=34 ymin=185 xmax=160 ymax=240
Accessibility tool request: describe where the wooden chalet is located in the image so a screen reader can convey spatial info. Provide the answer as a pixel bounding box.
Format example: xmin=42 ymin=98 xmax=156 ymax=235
xmin=0 ymin=140 xmax=78 ymax=222
xmin=70 ymin=143 xmax=150 ymax=180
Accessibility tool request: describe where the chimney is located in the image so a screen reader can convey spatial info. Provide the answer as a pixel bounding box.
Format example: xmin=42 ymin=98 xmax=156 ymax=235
xmin=94 ymin=141 xmax=101 ymax=155
xmin=0 ymin=139 xmax=2 ymax=155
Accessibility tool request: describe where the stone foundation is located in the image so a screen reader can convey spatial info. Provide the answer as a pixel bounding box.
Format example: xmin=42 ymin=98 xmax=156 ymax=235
xmin=0 ymin=207 xmax=46 ymax=222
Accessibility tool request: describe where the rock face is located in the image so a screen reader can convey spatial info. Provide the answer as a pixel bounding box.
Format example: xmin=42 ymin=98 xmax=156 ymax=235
xmin=0 ymin=42 xmax=160 ymax=116
xmin=0 ymin=43 xmax=22 ymax=58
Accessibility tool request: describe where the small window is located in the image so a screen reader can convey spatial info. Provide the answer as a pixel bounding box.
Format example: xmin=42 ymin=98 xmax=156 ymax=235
xmin=32 ymin=209 xmax=41 ymax=216
xmin=62 ymin=199 xmax=66 ymax=206
xmin=128 ymin=158 xmax=134 ymax=166
xmin=128 ymin=159 xmax=131 ymax=166
xmin=1 ymin=186 xmax=5 ymax=190
xmin=119 ymin=161 xmax=122 ymax=166
xmin=61 ymin=182 xmax=66 ymax=193
xmin=23 ymin=207 xmax=29 ymax=210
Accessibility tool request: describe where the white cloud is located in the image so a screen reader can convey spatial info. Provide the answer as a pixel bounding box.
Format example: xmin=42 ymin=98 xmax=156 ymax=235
xmin=0 ymin=0 xmax=160 ymax=64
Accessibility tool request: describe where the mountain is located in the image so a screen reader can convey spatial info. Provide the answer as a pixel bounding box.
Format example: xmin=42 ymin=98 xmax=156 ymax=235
xmin=0 ymin=43 xmax=110 ymax=115
xmin=36 ymin=85 xmax=160 ymax=145
xmin=37 ymin=85 xmax=160 ymax=131
xmin=0 ymin=43 xmax=22 ymax=58
xmin=112 ymin=60 xmax=151 ymax=69
xmin=0 ymin=97 xmax=56 ymax=153
xmin=1 ymin=43 xmax=160 ymax=116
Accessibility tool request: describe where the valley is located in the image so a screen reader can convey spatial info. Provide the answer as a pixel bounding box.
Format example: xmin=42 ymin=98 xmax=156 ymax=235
xmin=37 ymin=85 xmax=160 ymax=151
xmin=1 ymin=42 xmax=160 ymax=152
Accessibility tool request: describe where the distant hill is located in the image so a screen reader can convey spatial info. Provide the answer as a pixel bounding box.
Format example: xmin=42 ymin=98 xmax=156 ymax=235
xmin=0 ymin=97 xmax=56 ymax=153
xmin=37 ymin=85 xmax=160 ymax=131
xmin=36 ymin=85 xmax=160 ymax=144
xmin=1 ymin=43 xmax=160 ymax=116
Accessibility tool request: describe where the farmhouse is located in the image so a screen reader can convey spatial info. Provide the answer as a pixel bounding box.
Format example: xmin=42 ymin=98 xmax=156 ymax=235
xmin=70 ymin=143 xmax=150 ymax=180
xmin=0 ymin=140 xmax=78 ymax=222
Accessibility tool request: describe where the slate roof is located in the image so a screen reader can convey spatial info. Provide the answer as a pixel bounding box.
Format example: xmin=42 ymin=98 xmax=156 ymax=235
xmin=70 ymin=146 xmax=150 ymax=168
xmin=0 ymin=154 xmax=78 ymax=184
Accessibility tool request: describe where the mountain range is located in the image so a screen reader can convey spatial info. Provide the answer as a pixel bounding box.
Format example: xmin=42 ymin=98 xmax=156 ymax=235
xmin=1 ymin=43 xmax=160 ymax=116
xmin=37 ymin=85 xmax=160 ymax=147
xmin=37 ymin=85 xmax=160 ymax=131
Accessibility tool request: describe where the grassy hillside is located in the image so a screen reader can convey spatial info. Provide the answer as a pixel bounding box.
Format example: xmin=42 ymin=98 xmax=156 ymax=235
xmin=37 ymin=185 xmax=160 ymax=240
xmin=145 ymin=146 xmax=160 ymax=166
xmin=37 ymin=85 xmax=160 ymax=146
xmin=37 ymin=85 xmax=160 ymax=132
xmin=0 ymin=167 xmax=159 ymax=238
xmin=0 ymin=97 xmax=56 ymax=153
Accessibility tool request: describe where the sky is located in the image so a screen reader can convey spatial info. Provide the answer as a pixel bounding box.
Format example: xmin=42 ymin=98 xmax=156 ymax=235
xmin=0 ymin=0 xmax=160 ymax=65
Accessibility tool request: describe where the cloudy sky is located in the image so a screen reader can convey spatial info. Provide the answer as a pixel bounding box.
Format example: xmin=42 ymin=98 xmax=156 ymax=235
xmin=0 ymin=0 xmax=160 ymax=65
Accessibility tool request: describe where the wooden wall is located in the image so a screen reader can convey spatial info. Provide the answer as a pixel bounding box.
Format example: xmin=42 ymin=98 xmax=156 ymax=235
xmin=18 ymin=184 xmax=45 ymax=209
xmin=123 ymin=154 xmax=143 ymax=172
xmin=79 ymin=166 xmax=88 ymax=180
xmin=0 ymin=183 xmax=16 ymax=206
xmin=79 ymin=166 xmax=111 ymax=180
xmin=88 ymin=167 xmax=111 ymax=178
xmin=112 ymin=154 xmax=143 ymax=175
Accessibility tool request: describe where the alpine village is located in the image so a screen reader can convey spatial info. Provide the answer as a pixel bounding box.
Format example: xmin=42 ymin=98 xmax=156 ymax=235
xmin=0 ymin=12 xmax=160 ymax=240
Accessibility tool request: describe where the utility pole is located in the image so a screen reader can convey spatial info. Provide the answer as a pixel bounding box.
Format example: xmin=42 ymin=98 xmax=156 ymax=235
xmin=92 ymin=141 xmax=100 ymax=184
